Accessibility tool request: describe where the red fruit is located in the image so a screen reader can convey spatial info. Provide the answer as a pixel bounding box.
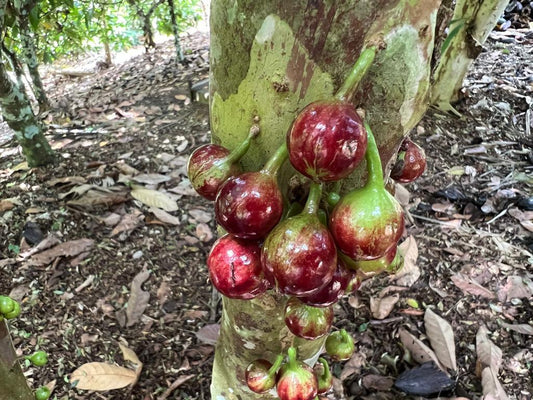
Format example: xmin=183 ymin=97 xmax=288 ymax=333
xmin=330 ymin=123 xmax=404 ymax=260
xmin=284 ymin=297 xmax=333 ymax=340
xmin=245 ymin=355 xmax=284 ymax=394
xmin=313 ymin=358 xmax=333 ymax=394
xmin=287 ymin=101 xmax=367 ymax=182
xmin=325 ymin=329 xmax=355 ymax=361
xmin=207 ymin=234 xmax=268 ymax=299
xmin=262 ymin=183 xmax=337 ymax=296
xmin=277 ymin=347 xmax=318 ymax=400
xmin=214 ymin=144 xmax=287 ymax=239
xmin=391 ymin=138 xmax=426 ymax=183
xmin=187 ymin=128 xmax=256 ymax=200
xmin=215 ymin=172 xmax=283 ymax=239
xmin=298 ymin=261 xmax=353 ymax=307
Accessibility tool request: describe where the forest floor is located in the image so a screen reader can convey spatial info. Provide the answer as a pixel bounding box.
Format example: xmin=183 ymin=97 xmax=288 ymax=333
xmin=0 ymin=29 xmax=532 ymax=400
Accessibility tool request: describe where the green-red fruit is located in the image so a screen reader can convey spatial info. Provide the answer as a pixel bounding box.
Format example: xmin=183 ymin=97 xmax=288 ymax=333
xmin=29 ymin=350 xmax=48 ymax=367
xmin=277 ymin=347 xmax=318 ymax=400
xmin=4 ymin=300 xmax=20 ymax=319
xmin=245 ymin=359 xmax=276 ymax=393
xmin=325 ymin=329 xmax=355 ymax=361
xmin=284 ymin=297 xmax=333 ymax=340
xmin=34 ymin=386 xmax=51 ymax=400
xmin=352 ymin=245 xmax=397 ymax=274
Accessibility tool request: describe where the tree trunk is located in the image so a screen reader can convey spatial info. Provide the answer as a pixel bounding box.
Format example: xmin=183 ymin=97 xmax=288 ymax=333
xmin=209 ymin=1 xmax=440 ymax=398
xmin=18 ymin=12 xmax=50 ymax=112
xmin=0 ymin=321 xmax=34 ymax=400
xmin=167 ymin=0 xmax=185 ymax=63
xmin=0 ymin=61 xmax=55 ymax=167
xmin=430 ymin=0 xmax=509 ymax=111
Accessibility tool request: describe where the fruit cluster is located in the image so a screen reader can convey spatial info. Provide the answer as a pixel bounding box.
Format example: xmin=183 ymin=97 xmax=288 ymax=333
xmin=187 ymin=47 xmax=427 ymax=399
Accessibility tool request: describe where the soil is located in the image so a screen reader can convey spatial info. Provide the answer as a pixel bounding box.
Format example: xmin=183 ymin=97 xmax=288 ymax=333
xmin=1 ymin=29 xmax=532 ymax=400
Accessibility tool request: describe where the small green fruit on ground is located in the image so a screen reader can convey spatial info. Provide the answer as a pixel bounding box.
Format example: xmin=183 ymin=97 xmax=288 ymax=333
xmin=4 ymin=300 xmax=20 ymax=319
xmin=29 ymin=351 xmax=49 ymax=367
xmin=0 ymin=296 xmax=15 ymax=315
xmin=35 ymin=386 xmax=51 ymax=400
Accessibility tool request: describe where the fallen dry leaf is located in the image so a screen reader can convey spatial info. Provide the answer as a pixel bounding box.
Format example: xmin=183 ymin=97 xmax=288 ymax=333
xmin=157 ymin=374 xmax=195 ymax=400
xmin=362 ymin=374 xmax=394 ymax=391
xmin=47 ymin=176 xmax=87 ymax=186
xmin=195 ymin=223 xmax=213 ymax=242
xmin=131 ymin=186 xmax=178 ymax=212
xmin=370 ymin=294 xmax=400 ymax=320
xmin=476 ymin=325 xmax=503 ymax=373
xmin=70 ymin=362 xmax=137 ymax=391
xmin=498 ymin=321 xmax=533 ymax=336
xmin=399 ymin=328 xmax=445 ymax=370
xmin=132 ymin=173 xmax=171 ymax=185
xmin=24 ymin=239 xmax=95 ymax=267
xmin=497 ymin=275 xmax=533 ymax=302
xmin=451 ymin=273 xmax=496 ymax=299
xmin=125 ymin=270 xmax=151 ymax=327
xmin=111 ymin=209 xmax=144 ymax=237
xmin=150 ymin=207 xmax=181 ymax=225
xmin=119 ymin=343 xmax=143 ymax=385
xmin=481 ymin=366 xmax=509 ymax=400
xmin=67 ymin=188 xmax=129 ymax=207
xmin=188 ymin=209 xmax=212 ymax=223
xmin=195 ymin=324 xmax=220 ymax=345
xmin=424 ymin=308 xmax=457 ymax=371
xmin=340 ymin=351 xmax=366 ymax=380
xmin=390 ymin=236 xmax=420 ymax=287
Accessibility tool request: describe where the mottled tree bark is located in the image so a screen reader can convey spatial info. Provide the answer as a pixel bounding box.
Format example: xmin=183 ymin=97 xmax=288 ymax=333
xmin=431 ymin=0 xmax=510 ymax=111
xmin=0 ymin=320 xmax=34 ymax=400
xmin=0 ymin=61 xmax=55 ymax=167
xmin=209 ymin=1 xmax=441 ymax=398
xmin=16 ymin=0 xmax=50 ymax=111
xmin=167 ymin=0 xmax=185 ymax=63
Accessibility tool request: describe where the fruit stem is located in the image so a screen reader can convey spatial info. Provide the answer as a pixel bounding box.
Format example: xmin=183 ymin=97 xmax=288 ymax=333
xmin=363 ymin=122 xmax=384 ymax=189
xmin=268 ymin=354 xmax=285 ymax=377
xmin=303 ymin=182 xmax=322 ymax=215
xmin=340 ymin=329 xmax=350 ymax=343
xmin=262 ymin=142 xmax=288 ymax=175
xmin=224 ymin=124 xmax=260 ymax=165
xmin=335 ymin=47 xmax=377 ymax=103
xmin=318 ymin=357 xmax=331 ymax=380
xmin=287 ymin=346 xmax=298 ymax=369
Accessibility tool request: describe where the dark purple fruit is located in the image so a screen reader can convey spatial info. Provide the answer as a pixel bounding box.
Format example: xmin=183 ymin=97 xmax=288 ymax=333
xmin=207 ymin=234 xmax=268 ymax=299
xmin=284 ymin=297 xmax=333 ymax=340
xmin=325 ymin=329 xmax=355 ymax=361
xmin=313 ymin=358 xmax=333 ymax=394
xmin=245 ymin=354 xmax=284 ymax=394
xmin=298 ymin=261 xmax=353 ymax=307
xmin=215 ymin=144 xmax=287 ymax=239
xmin=277 ymin=347 xmax=318 ymax=400
xmin=287 ymin=101 xmax=367 ymax=182
xmin=262 ymin=183 xmax=337 ymax=296
xmin=187 ymin=128 xmax=257 ymax=200
xmin=390 ymin=138 xmax=426 ymax=183
xmin=330 ymin=123 xmax=404 ymax=260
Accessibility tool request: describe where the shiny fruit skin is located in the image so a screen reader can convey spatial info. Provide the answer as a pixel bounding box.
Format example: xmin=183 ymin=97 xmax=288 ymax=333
xmin=207 ymin=234 xmax=267 ymax=300
xmin=390 ymin=139 xmax=426 ymax=183
xmin=287 ymin=101 xmax=367 ymax=182
xmin=261 ymin=214 xmax=337 ymax=296
xmin=187 ymin=144 xmax=241 ymax=200
xmin=29 ymin=351 xmax=48 ymax=367
xmin=4 ymin=300 xmax=20 ymax=319
xmin=215 ymin=172 xmax=283 ymax=240
xmin=0 ymin=296 xmax=15 ymax=315
xmin=298 ymin=261 xmax=353 ymax=307
xmin=245 ymin=359 xmax=276 ymax=393
xmin=330 ymin=185 xmax=404 ymax=260
xmin=284 ymin=297 xmax=333 ymax=340
xmin=314 ymin=358 xmax=333 ymax=394
xmin=34 ymin=386 xmax=51 ymax=400
xmin=277 ymin=362 xmax=318 ymax=400
xmin=352 ymin=245 xmax=397 ymax=274
xmin=325 ymin=329 xmax=355 ymax=361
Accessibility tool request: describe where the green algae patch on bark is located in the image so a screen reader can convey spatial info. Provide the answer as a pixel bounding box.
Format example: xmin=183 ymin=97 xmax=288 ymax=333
xmin=211 ymin=14 xmax=334 ymax=173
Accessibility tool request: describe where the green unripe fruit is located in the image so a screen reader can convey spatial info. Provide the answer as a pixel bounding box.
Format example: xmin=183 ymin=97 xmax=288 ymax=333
xmin=325 ymin=329 xmax=355 ymax=361
xmin=4 ymin=300 xmax=20 ymax=319
xmin=0 ymin=296 xmax=15 ymax=315
xmin=35 ymin=386 xmax=51 ymax=400
xmin=29 ymin=350 xmax=49 ymax=367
